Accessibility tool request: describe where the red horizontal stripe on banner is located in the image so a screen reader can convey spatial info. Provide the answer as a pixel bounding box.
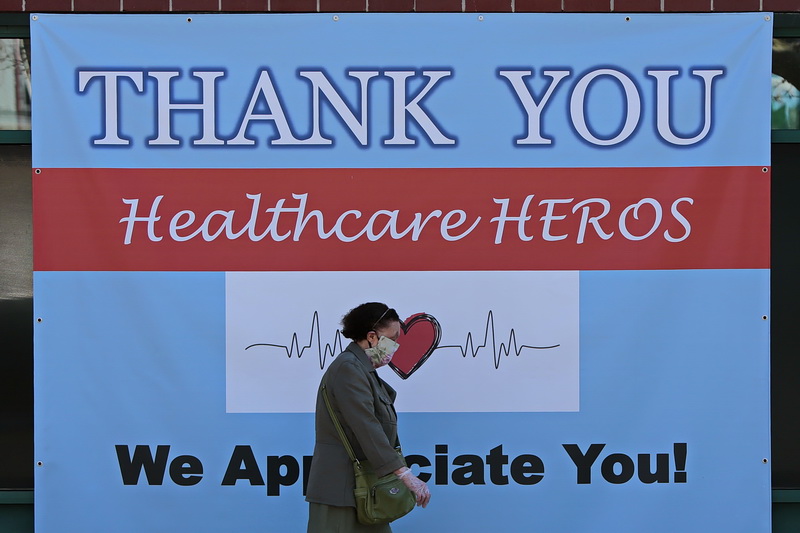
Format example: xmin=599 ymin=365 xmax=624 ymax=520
xmin=33 ymin=167 xmax=769 ymax=271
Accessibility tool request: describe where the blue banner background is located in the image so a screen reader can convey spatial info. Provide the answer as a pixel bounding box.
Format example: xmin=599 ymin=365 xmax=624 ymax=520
xmin=34 ymin=270 xmax=770 ymax=532
xmin=31 ymin=13 xmax=771 ymax=169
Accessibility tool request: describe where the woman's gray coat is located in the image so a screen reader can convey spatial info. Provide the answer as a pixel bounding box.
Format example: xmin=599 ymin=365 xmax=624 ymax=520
xmin=305 ymin=342 xmax=406 ymax=507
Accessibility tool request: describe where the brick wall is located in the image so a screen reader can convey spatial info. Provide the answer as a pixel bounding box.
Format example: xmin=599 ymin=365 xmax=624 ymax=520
xmin=1 ymin=0 xmax=799 ymax=13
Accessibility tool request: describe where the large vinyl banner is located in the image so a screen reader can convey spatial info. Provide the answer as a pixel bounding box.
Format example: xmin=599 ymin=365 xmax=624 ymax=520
xmin=32 ymin=13 xmax=772 ymax=532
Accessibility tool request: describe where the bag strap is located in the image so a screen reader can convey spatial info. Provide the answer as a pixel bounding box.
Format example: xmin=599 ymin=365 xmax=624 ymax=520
xmin=322 ymin=383 xmax=361 ymax=468
xmin=322 ymin=348 xmax=402 ymax=463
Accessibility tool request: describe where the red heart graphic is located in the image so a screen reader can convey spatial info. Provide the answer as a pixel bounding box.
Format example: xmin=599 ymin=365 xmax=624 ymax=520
xmin=389 ymin=313 xmax=442 ymax=380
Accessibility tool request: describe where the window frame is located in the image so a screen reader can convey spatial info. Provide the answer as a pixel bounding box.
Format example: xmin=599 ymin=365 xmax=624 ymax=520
xmin=0 ymin=14 xmax=31 ymax=144
xmin=772 ymin=13 xmax=800 ymax=143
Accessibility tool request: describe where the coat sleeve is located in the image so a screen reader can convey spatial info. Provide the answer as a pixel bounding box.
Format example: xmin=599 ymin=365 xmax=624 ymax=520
xmin=328 ymin=359 xmax=405 ymax=477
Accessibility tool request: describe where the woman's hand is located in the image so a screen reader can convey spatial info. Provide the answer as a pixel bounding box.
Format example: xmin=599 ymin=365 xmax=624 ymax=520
xmin=395 ymin=469 xmax=430 ymax=508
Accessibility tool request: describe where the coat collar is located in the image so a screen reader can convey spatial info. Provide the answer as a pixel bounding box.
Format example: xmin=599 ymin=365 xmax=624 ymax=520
xmin=345 ymin=341 xmax=376 ymax=373
xmin=346 ymin=342 xmax=397 ymax=402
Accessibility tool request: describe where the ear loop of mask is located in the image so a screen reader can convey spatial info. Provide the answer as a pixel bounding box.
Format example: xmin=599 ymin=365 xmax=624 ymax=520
xmin=368 ymin=307 xmax=392 ymax=349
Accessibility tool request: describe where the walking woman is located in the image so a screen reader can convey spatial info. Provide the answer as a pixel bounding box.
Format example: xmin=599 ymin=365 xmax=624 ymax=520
xmin=306 ymin=302 xmax=430 ymax=532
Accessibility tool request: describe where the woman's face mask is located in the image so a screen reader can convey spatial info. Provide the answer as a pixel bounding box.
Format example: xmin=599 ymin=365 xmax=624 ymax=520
xmin=365 ymin=335 xmax=400 ymax=367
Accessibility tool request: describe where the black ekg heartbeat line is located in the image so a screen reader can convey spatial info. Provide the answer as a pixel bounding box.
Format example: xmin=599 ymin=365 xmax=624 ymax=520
xmin=245 ymin=310 xmax=560 ymax=370
xmin=246 ymin=311 xmax=344 ymax=369
xmin=437 ymin=310 xmax=560 ymax=370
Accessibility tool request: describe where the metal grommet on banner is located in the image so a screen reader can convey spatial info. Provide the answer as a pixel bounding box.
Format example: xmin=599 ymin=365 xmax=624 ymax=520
xmin=36 ymin=318 xmax=42 ymax=323
xmin=333 ymin=15 xmax=339 ymax=21
xmin=763 ymin=458 xmax=769 ymax=464
xmin=478 ymin=15 xmax=484 ymax=21
xmin=187 ymin=17 xmax=192 ymax=23
xmin=37 ymin=461 xmax=43 ymax=467
xmin=35 ymin=169 xmax=41 ymax=174
xmin=31 ymin=15 xmax=38 ymax=21
xmin=762 ymin=315 xmax=768 ymax=321
xmin=765 ymin=15 xmax=771 ymax=21
xmin=762 ymin=167 xmax=769 ymax=173
xmin=625 ymin=16 xmax=631 ymax=22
